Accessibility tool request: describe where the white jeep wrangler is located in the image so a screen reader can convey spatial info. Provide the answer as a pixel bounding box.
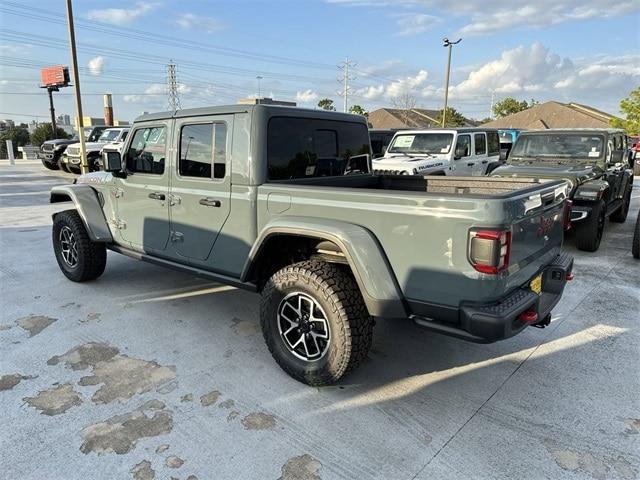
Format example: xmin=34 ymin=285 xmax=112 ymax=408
xmin=373 ymin=128 xmax=502 ymax=176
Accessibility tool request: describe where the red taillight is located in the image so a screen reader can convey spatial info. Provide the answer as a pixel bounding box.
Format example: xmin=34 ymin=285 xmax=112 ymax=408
xmin=518 ymin=310 xmax=538 ymax=323
xmin=563 ymin=199 xmax=573 ymax=231
xmin=469 ymin=229 xmax=511 ymax=274
xmin=566 ymin=273 xmax=574 ymax=281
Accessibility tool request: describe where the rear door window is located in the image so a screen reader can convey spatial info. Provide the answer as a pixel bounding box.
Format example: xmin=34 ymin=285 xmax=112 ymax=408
xmin=267 ymin=117 xmax=370 ymax=180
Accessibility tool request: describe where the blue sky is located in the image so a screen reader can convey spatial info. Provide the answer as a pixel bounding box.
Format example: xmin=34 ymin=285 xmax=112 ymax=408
xmin=0 ymin=0 xmax=638 ymax=124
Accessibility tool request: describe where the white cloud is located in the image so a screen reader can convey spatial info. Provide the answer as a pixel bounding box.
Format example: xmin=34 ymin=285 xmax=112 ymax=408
xmin=328 ymin=0 xmax=639 ymax=36
xmin=87 ymin=2 xmax=156 ymax=25
xmin=87 ymin=56 xmax=105 ymax=76
xmin=176 ymin=13 xmax=225 ymax=33
xmin=296 ymin=89 xmax=319 ymax=104
xmin=0 ymin=43 xmax=33 ymax=55
xmin=124 ymin=83 xmax=191 ymax=104
xmin=356 ymin=70 xmax=429 ymax=100
xmin=394 ymin=13 xmax=440 ymax=36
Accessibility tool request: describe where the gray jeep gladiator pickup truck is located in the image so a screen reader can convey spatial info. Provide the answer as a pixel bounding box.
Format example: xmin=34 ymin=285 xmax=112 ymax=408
xmin=50 ymin=105 xmax=574 ymax=385
xmin=492 ymin=129 xmax=634 ymax=252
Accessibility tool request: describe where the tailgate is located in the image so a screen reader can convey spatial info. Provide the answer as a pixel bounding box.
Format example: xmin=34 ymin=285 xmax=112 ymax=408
xmin=508 ymin=182 xmax=568 ymax=281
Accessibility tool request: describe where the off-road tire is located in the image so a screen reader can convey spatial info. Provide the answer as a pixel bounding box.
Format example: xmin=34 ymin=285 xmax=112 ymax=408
xmin=41 ymin=159 xmax=59 ymax=170
xmin=575 ymin=200 xmax=606 ymax=252
xmin=52 ymin=209 xmax=107 ymax=282
xmin=260 ymin=260 xmax=374 ymax=386
xmin=610 ymin=184 xmax=632 ymax=223
xmin=58 ymin=158 xmax=70 ymax=173
xmin=633 ymin=212 xmax=640 ymax=259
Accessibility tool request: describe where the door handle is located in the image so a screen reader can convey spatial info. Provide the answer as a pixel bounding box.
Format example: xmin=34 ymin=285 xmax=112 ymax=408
xmin=481 ymin=160 xmax=488 ymax=164
xmin=148 ymin=192 xmax=166 ymax=200
xmin=199 ymin=197 xmax=221 ymax=207
xmin=467 ymin=162 xmax=474 ymax=166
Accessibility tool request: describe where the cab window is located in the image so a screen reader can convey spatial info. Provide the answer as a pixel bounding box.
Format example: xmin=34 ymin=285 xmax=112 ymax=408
xmin=125 ymin=126 xmax=166 ymax=175
xmin=455 ymin=135 xmax=471 ymax=157
xmin=474 ymin=133 xmax=487 ymax=155
xmin=179 ymin=122 xmax=227 ymax=179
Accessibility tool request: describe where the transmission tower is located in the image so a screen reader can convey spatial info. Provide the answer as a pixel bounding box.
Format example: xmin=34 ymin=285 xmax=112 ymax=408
xmin=166 ymin=60 xmax=182 ymax=111
xmin=337 ymin=57 xmax=357 ymax=113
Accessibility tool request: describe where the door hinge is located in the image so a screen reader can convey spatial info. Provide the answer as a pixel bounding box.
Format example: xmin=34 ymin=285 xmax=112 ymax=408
xmin=169 ymin=194 xmax=182 ymax=206
xmin=170 ymin=231 xmax=184 ymax=242
xmin=111 ymin=188 xmax=124 ymax=198
xmin=110 ymin=218 xmax=126 ymax=230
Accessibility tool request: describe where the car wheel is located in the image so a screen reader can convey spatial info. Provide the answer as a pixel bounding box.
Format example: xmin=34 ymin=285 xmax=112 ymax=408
xmin=633 ymin=212 xmax=640 ymax=259
xmin=41 ymin=159 xmax=59 ymax=170
xmin=52 ymin=209 xmax=107 ymax=282
xmin=575 ymin=200 xmax=606 ymax=252
xmin=58 ymin=158 xmax=70 ymax=173
xmin=260 ymin=260 xmax=374 ymax=386
xmin=610 ymin=184 xmax=632 ymax=223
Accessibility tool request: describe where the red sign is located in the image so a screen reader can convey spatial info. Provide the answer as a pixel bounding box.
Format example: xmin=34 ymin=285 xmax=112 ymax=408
xmin=40 ymin=66 xmax=70 ymax=87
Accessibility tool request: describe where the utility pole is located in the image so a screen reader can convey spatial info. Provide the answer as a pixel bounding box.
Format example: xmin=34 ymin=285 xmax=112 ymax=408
xmin=489 ymin=90 xmax=496 ymax=120
xmin=442 ymin=37 xmax=462 ymax=127
xmin=46 ymin=86 xmax=57 ymax=137
xmin=65 ymin=0 xmax=88 ymax=174
xmin=256 ymin=75 xmax=263 ymax=104
xmin=167 ymin=61 xmax=182 ymax=111
xmin=337 ymin=57 xmax=356 ymax=113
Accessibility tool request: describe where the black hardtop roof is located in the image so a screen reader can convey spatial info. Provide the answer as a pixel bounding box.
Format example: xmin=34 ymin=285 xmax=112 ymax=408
xmin=518 ymin=128 xmax=624 ymax=136
xmin=134 ymin=104 xmax=367 ymax=123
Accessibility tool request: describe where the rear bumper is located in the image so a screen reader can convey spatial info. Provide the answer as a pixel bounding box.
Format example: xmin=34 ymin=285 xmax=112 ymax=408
xmin=412 ymin=252 xmax=574 ymax=343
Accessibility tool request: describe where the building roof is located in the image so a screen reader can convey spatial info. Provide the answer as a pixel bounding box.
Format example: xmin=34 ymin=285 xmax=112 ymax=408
xmin=481 ymin=101 xmax=620 ymax=129
xmin=368 ymin=108 xmax=479 ymax=129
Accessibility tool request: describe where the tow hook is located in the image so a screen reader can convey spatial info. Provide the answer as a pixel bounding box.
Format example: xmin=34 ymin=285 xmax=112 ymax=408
xmin=532 ymin=313 xmax=552 ymax=329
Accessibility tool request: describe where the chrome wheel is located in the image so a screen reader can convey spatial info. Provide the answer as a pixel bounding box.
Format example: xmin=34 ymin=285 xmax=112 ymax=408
xmin=277 ymin=292 xmax=330 ymax=362
xmin=59 ymin=225 xmax=78 ymax=267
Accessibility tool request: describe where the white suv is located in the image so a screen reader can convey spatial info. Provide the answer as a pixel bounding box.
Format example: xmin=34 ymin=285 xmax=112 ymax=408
xmin=373 ymin=128 xmax=502 ymax=176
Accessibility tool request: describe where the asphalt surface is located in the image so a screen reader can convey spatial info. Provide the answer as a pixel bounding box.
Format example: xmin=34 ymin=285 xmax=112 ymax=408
xmin=1 ymin=161 xmax=639 ymax=480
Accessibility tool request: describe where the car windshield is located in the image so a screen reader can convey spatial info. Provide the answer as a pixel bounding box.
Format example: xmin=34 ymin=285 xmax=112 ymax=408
xmin=510 ymin=134 xmax=605 ymax=163
xmin=388 ymin=133 xmax=454 ymax=155
xmin=98 ymin=130 xmax=121 ymax=142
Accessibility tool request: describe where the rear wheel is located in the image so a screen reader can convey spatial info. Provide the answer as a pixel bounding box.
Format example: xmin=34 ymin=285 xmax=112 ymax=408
xmin=52 ymin=209 xmax=107 ymax=282
xmin=260 ymin=260 xmax=373 ymax=386
xmin=41 ymin=159 xmax=59 ymax=170
xmin=610 ymin=185 xmax=632 ymax=223
xmin=575 ymin=200 xmax=606 ymax=252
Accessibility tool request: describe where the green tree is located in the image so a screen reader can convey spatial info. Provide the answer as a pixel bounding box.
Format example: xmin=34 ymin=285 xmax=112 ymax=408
xmin=30 ymin=123 xmax=70 ymax=147
xmin=317 ymin=98 xmax=336 ymax=111
xmin=610 ymin=87 xmax=640 ymax=135
xmin=435 ymin=107 xmax=467 ymax=127
xmin=348 ymin=104 xmax=368 ymax=116
xmin=492 ymin=97 xmax=532 ymax=118
xmin=0 ymin=126 xmax=30 ymax=158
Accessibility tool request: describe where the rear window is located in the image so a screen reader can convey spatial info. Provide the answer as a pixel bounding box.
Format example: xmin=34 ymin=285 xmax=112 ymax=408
xmin=267 ymin=117 xmax=371 ymax=180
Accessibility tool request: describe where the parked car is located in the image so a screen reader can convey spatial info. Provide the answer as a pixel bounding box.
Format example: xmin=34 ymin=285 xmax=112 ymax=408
xmin=633 ymin=211 xmax=640 ymax=259
xmin=369 ymin=129 xmax=398 ymax=158
xmin=492 ymin=129 xmax=634 ymax=252
xmin=62 ymin=127 xmax=129 ymax=173
xmin=49 ymin=105 xmax=573 ymax=385
xmin=372 ymin=128 xmax=502 ymax=176
xmin=38 ymin=138 xmax=77 ymax=170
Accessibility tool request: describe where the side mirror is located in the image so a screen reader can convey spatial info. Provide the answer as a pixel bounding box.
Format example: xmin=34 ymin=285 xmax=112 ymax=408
xmin=454 ymin=146 xmax=466 ymax=160
xmin=103 ymin=151 xmax=123 ymax=173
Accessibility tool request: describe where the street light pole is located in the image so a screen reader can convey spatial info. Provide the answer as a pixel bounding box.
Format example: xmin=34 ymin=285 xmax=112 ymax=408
xmin=65 ymin=0 xmax=88 ymax=174
xmin=442 ymin=37 xmax=462 ymax=127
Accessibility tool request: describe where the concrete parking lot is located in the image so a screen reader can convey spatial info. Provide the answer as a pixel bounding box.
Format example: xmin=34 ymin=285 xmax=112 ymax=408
xmin=1 ymin=162 xmax=639 ymax=480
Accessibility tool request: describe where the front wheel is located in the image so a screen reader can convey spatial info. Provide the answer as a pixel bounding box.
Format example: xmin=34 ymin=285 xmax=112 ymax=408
xmin=52 ymin=209 xmax=107 ymax=282
xmin=260 ymin=261 xmax=374 ymax=386
xmin=575 ymin=200 xmax=606 ymax=252
xmin=41 ymin=159 xmax=59 ymax=170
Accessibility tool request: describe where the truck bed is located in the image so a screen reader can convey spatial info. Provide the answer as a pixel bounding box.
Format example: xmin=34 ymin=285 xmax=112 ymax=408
xmin=270 ymin=174 xmax=557 ymax=197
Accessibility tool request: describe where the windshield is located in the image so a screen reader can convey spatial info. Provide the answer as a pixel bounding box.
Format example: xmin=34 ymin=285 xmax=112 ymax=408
xmin=98 ymin=130 xmax=122 ymax=142
xmin=388 ymin=133 xmax=454 ymax=155
xmin=510 ymin=134 xmax=605 ymax=162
